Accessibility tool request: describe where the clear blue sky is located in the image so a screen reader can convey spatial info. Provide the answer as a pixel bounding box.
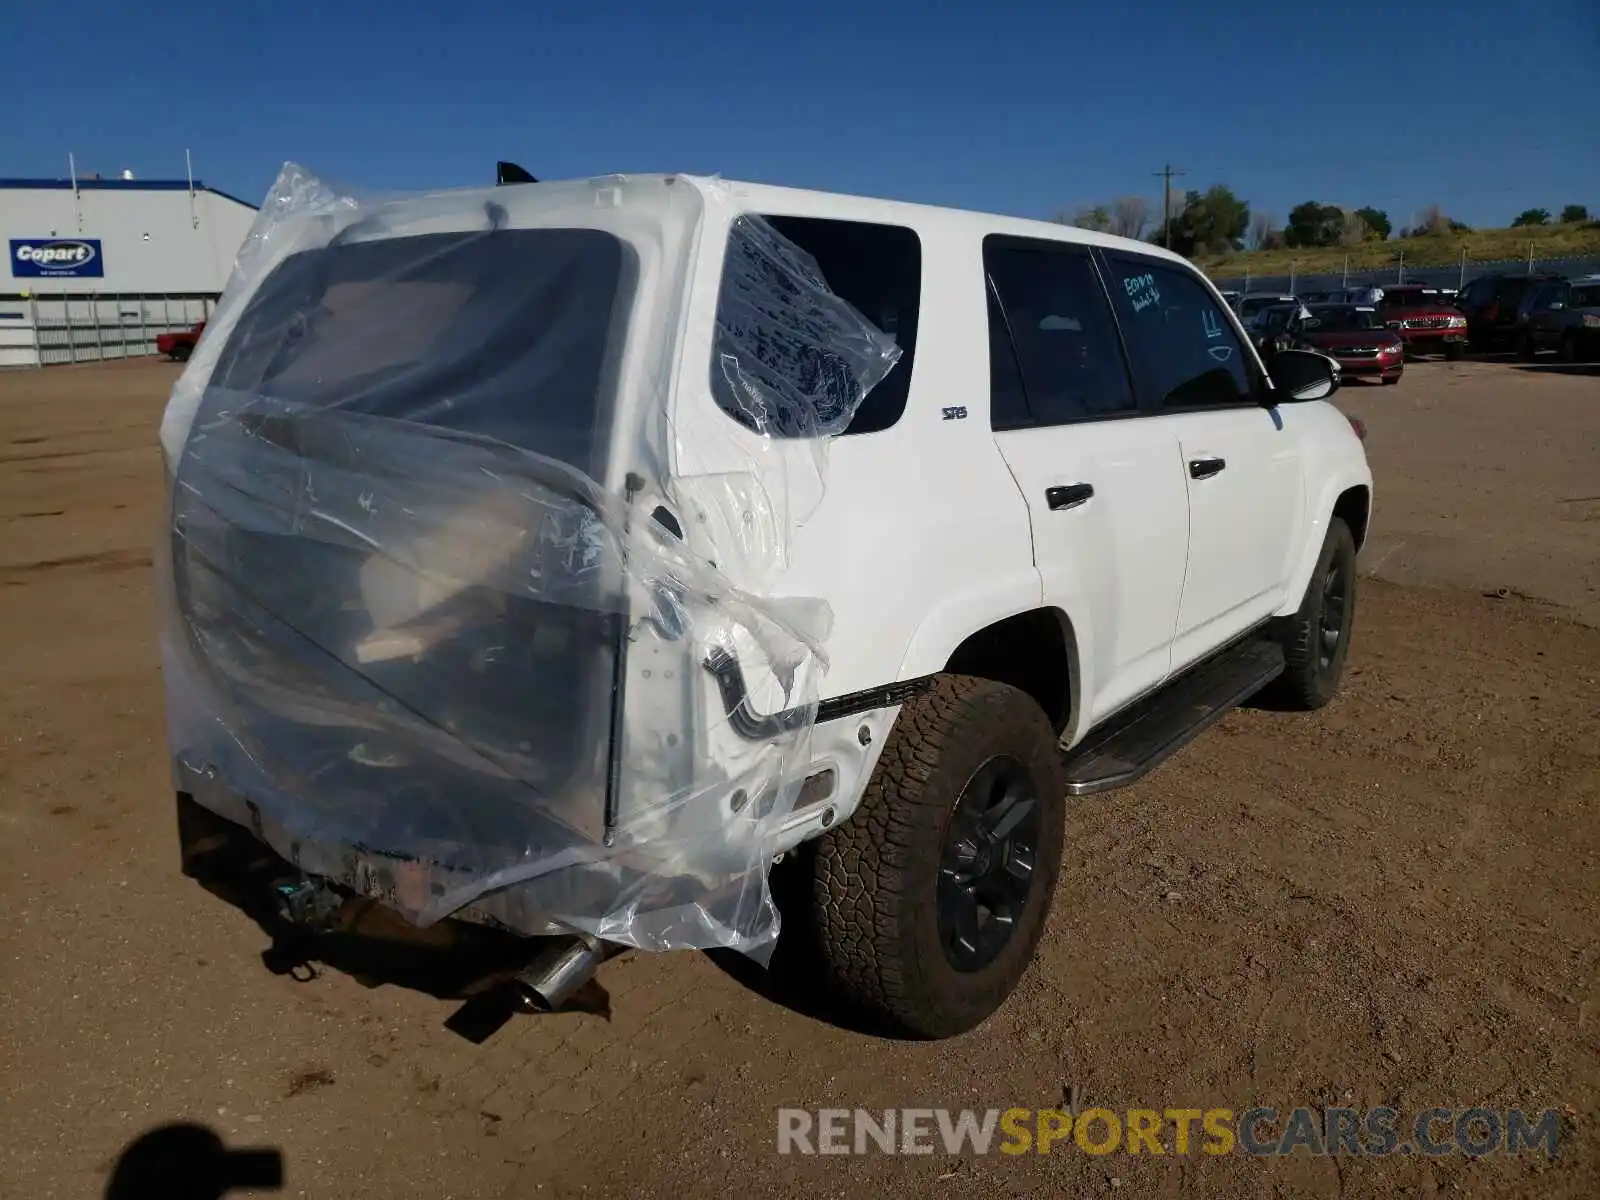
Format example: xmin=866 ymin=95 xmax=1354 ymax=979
xmin=5 ymin=0 xmax=1598 ymax=232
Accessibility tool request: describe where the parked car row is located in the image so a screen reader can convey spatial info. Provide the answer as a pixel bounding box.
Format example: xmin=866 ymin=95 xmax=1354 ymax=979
xmin=1222 ymin=270 xmax=1600 ymax=380
xmin=1235 ymin=273 xmax=1600 ymax=364
xmin=1230 ymin=285 xmax=1472 ymax=386
xmin=1241 ymin=303 xmax=1405 ymax=385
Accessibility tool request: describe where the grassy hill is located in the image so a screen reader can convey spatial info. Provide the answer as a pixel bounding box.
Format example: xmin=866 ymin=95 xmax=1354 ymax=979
xmin=1194 ymin=221 xmax=1600 ymax=277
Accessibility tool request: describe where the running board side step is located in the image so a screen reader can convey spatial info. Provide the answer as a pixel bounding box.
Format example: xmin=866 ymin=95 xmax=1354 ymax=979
xmin=1061 ymin=638 xmax=1285 ymax=796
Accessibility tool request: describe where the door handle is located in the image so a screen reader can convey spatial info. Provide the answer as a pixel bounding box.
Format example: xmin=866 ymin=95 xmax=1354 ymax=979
xmin=1189 ymin=457 xmax=1226 ymax=480
xmin=1045 ymin=483 xmax=1094 ymax=511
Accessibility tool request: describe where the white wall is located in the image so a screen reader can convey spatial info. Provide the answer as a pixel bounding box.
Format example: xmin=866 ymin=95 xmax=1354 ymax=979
xmin=2 ymin=186 xmax=257 ymax=293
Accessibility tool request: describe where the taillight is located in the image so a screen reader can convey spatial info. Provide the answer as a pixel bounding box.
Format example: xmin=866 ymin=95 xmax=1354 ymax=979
xmin=1347 ymin=415 xmax=1367 ymax=441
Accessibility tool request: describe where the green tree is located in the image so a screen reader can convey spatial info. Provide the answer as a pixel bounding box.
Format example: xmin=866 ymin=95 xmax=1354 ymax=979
xmin=1073 ymin=205 xmax=1112 ymax=232
xmin=1511 ymin=208 xmax=1551 ymax=227
xmin=1284 ymin=201 xmax=1344 ymax=248
xmin=1163 ymin=186 xmax=1250 ymax=256
xmin=1560 ymin=204 xmax=1590 ymax=223
xmin=1354 ymin=207 xmax=1391 ymax=240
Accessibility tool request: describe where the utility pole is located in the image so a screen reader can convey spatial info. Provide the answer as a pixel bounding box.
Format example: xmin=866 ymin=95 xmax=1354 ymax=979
xmin=1153 ymin=163 xmax=1186 ymax=249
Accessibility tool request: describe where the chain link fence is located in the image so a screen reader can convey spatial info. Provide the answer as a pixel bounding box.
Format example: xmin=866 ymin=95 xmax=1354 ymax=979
xmin=0 ymin=292 xmax=217 ymax=369
xmin=1210 ymin=254 xmax=1600 ymax=296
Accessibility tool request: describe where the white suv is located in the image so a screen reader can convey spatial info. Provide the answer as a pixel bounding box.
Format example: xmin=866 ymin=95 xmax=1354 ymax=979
xmin=159 ymin=167 xmax=1372 ymax=1040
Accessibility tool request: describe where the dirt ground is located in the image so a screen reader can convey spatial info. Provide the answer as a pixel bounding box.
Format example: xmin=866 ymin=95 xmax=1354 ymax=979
xmin=1 ymin=357 xmax=1597 ymax=1199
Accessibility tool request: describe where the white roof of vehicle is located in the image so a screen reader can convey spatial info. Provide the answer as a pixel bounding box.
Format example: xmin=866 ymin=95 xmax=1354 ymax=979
xmin=678 ymin=175 xmax=1195 ymax=266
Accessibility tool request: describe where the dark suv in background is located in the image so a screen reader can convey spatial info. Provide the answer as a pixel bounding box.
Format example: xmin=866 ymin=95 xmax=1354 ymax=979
xmin=1455 ymin=273 xmax=1566 ymax=351
xmin=1517 ymin=275 xmax=1600 ymax=362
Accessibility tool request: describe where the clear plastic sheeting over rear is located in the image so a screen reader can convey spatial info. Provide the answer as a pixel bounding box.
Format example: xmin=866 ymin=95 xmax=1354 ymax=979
xmin=158 ymin=164 xmax=901 ymax=955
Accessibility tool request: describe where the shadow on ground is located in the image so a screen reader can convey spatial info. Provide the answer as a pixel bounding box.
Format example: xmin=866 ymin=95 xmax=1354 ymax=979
xmin=174 ymin=793 xmax=610 ymax=1043
xmin=105 ymin=1123 xmax=283 ymax=1200
xmin=1513 ymin=362 xmax=1600 ymax=377
xmin=700 ymin=847 xmax=922 ymax=1040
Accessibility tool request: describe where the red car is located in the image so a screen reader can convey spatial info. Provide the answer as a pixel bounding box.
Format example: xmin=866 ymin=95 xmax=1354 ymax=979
xmin=156 ymin=321 xmax=206 ymax=363
xmin=1374 ymin=285 xmax=1467 ymax=359
xmin=1299 ymin=303 xmax=1405 ymax=384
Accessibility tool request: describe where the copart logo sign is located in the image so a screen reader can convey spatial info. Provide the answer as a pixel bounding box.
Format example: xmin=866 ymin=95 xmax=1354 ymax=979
xmin=11 ymin=238 xmax=105 ymax=279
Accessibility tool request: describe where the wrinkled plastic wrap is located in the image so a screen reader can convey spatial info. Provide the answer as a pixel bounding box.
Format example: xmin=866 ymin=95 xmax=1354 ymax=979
xmin=159 ymin=165 xmax=900 ymax=956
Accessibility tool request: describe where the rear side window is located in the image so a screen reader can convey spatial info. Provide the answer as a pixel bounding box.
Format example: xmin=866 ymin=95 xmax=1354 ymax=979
xmin=984 ymin=238 xmax=1136 ymax=428
xmin=1572 ymin=285 xmax=1600 ymax=307
xmin=1102 ymin=256 xmax=1254 ymax=409
xmin=710 ymin=216 xmax=921 ymax=437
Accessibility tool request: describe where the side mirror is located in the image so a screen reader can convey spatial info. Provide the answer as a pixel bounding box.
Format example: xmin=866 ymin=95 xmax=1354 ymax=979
xmin=1265 ymin=348 xmax=1339 ymax=403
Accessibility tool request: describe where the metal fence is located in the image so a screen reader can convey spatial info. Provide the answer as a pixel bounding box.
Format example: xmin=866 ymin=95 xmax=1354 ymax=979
xmin=0 ymin=292 xmax=217 ymax=369
xmin=1210 ymin=254 xmax=1600 ymax=297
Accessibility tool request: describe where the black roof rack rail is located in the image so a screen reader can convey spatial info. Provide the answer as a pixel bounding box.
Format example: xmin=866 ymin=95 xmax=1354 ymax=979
xmin=496 ymin=161 xmax=538 ymax=185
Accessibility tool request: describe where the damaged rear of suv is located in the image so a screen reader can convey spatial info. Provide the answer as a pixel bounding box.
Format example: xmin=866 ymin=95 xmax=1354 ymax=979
xmin=160 ymin=165 xmax=1370 ymax=1039
xmin=160 ymin=166 xmax=896 ymax=963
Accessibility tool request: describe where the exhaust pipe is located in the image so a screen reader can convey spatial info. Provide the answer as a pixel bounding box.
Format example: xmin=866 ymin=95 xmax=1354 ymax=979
xmin=513 ymin=934 xmax=605 ymax=1012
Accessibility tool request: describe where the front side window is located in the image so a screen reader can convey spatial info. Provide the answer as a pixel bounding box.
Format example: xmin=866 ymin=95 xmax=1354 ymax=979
xmin=1103 ymin=255 xmax=1253 ymax=409
xmin=1543 ymin=284 xmax=1571 ymax=309
xmin=984 ymin=239 xmax=1136 ymax=428
xmin=709 ymin=216 xmax=921 ymax=438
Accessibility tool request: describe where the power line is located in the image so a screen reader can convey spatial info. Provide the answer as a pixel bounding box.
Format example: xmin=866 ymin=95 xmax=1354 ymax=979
xmin=1153 ymin=163 xmax=1186 ymax=249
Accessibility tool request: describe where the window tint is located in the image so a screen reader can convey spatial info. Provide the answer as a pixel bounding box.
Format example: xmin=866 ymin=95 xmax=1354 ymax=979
xmin=212 ymin=229 xmax=633 ymax=475
xmin=1103 ymin=256 xmax=1253 ymax=409
xmin=710 ymin=216 xmax=921 ymax=438
xmin=1524 ymin=283 xmax=1564 ymax=312
xmin=983 ymin=240 xmax=1135 ymax=427
xmin=1572 ymin=285 xmax=1600 ymax=307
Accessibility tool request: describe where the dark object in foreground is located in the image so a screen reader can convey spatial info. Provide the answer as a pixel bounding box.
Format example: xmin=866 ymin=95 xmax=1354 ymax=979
xmin=105 ymin=1123 xmax=282 ymax=1200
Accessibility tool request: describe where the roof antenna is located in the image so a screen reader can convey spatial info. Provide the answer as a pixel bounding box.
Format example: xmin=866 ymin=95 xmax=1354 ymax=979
xmin=496 ymin=161 xmax=537 ymax=185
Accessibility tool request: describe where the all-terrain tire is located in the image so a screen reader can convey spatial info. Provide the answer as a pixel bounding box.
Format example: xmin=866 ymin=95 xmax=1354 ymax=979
xmin=1559 ymin=332 xmax=1579 ymax=364
xmin=808 ymin=675 xmax=1065 ymax=1039
xmin=1269 ymin=517 xmax=1357 ymax=711
xmin=172 ymin=344 xmax=192 ymax=363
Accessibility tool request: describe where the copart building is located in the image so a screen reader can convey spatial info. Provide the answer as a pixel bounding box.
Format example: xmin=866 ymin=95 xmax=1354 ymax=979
xmin=0 ymin=172 xmax=257 ymax=367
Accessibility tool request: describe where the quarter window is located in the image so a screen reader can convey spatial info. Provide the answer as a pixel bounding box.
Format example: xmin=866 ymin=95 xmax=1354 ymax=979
xmin=1103 ymin=256 xmax=1254 ymax=409
xmin=710 ymin=216 xmax=921 ymax=438
xmin=984 ymin=239 xmax=1136 ymax=428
